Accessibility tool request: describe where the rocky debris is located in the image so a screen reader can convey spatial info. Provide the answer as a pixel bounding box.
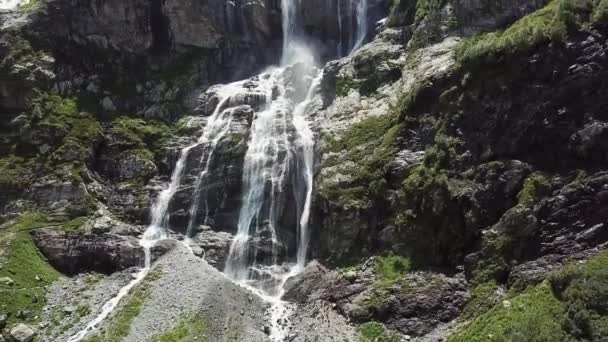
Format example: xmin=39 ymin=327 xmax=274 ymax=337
xmin=283 ymin=260 xmax=469 ymax=338
xmin=345 ymin=272 xmax=470 ymax=336
xmin=110 ymin=241 xmax=269 ymax=342
xmin=39 ymin=270 xmax=134 ymax=341
xmin=0 ymin=314 xmax=6 ymax=329
xmin=8 ymin=323 xmax=35 ymax=342
xmin=32 ymin=229 xmax=145 ymax=275
xmin=288 ymin=301 xmax=359 ymax=342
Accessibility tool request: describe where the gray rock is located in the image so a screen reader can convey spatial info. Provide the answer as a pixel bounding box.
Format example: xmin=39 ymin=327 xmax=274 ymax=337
xmin=9 ymin=324 xmax=35 ymax=342
xmin=32 ymin=229 xmax=145 ymax=275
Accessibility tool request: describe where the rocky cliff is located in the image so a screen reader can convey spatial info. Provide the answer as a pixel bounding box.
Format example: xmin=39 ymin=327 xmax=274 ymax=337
xmin=1 ymin=0 xmax=608 ymax=341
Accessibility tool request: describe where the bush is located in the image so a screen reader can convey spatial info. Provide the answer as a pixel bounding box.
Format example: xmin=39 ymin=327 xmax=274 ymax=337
xmin=358 ymin=321 xmax=399 ymax=342
xmin=448 ymin=283 xmax=566 ymax=342
xmin=549 ymin=251 xmax=608 ymax=340
xmin=374 ymin=254 xmax=411 ymax=288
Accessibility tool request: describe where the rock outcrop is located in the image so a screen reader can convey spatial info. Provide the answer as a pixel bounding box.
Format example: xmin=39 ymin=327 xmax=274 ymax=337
xmin=32 ymin=229 xmax=145 ymax=275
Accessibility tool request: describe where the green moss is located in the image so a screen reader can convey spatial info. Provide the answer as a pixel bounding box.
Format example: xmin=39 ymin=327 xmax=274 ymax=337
xmin=320 ymin=113 xmax=400 ymax=209
xmin=461 ymin=281 xmax=501 ymax=320
xmin=77 ymin=304 xmax=92 ymax=317
xmin=62 ymin=217 xmax=88 ymax=232
xmin=336 ymin=77 xmax=359 ymax=97
xmin=107 ymin=116 xmax=172 ymax=161
xmin=517 ymin=172 xmax=551 ymax=207
xmin=0 ymin=155 xmax=34 ymax=188
xmin=153 ymin=314 xmax=209 ymax=342
xmin=415 ymin=0 xmax=446 ymax=23
xmin=24 ymin=92 xmax=103 ymax=159
xmin=374 ymin=254 xmax=411 ymax=288
xmin=0 ymin=213 xmax=60 ymax=324
xmin=358 ymin=321 xmax=399 ymax=342
xmin=449 ymin=282 xmax=566 ymax=342
xmin=456 ymin=0 xmax=601 ymax=67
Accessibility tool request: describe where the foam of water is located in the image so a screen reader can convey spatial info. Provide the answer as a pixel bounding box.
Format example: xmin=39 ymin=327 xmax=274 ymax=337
xmin=69 ymin=0 xmax=369 ymax=339
xmin=0 ymin=0 xmax=29 ymax=10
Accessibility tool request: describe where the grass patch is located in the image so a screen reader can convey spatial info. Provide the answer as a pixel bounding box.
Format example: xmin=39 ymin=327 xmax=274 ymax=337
xmin=153 ymin=314 xmax=209 ymax=342
xmin=461 ymin=280 xmax=501 ymax=320
xmin=358 ymin=321 xmax=399 ymax=342
xmin=451 ymin=251 xmax=608 ymax=341
xmin=449 ymin=282 xmax=566 ymax=342
xmin=336 ymin=77 xmax=359 ymax=97
xmin=0 ymin=212 xmax=60 ymax=324
xmin=456 ymin=0 xmax=601 ymax=67
xmin=374 ymin=254 xmax=411 ymax=288
xmin=549 ymin=251 xmax=608 ymax=340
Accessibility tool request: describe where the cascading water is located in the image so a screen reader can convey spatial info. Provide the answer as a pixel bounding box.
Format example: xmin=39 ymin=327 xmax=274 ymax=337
xmin=0 ymin=0 xmax=29 ymax=10
xmin=69 ymin=83 xmax=243 ymax=342
xmin=70 ymin=0 xmax=368 ymax=339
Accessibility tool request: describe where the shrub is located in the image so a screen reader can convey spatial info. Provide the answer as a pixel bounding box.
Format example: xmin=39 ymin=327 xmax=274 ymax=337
xmin=358 ymin=321 xmax=399 ymax=342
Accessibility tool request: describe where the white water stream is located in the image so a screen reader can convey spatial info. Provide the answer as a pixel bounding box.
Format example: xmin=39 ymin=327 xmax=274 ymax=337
xmin=0 ymin=0 xmax=29 ymax=10
xmin=69 ymin=0 xmax=368 ymax=340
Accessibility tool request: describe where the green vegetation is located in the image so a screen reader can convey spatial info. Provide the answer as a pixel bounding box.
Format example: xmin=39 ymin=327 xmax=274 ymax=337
xmin=450 ymin=251 xmax=608 ymax=341
xmin=86 ymin=269 xmax=163 ymax=341
xmin=449 ymin=283 xmax=566 ymax=342
xmin=0 ymin=213 xmax=60 ymax=324
xmin=414 ymin=0 xmax=445 ymax=23
xmin=336 ymin=77 xmax=358 ymax=97
xmin=320 ymin=113 xmax=401 ymax=209
xmin=549 ymin=251 xmax=608 ymax=340
xmin=461 ymin=281 xmax=500 ymax=320
xmin=153 ymin=314 xmax=209 ymax=342
xmin=456 ymin=0 xmax=608 ymax=66
xmin=358 ymin=321 xmax=399 ymax=342
xmin=517 ymin=172 xmax=551 ymax=207
xmin=18 ymin=0 xmax=42 ymax=12
xmin=374 ymin=254 xmax=411 ymax=288
xmin=0 ymin=155 xmax=34 ymax=188
xmin=397 ymin=133 xmax=468 ymax=267
xmin=107 ymin=116 xmax=172 ymax=162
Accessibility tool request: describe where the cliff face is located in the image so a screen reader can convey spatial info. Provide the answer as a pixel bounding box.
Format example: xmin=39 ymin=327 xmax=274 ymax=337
xmin=1 ymin=0 xmax=608 ymax=341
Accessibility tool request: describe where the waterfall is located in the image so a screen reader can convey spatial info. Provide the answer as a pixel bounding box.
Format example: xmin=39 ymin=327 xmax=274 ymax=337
xmin=0 ymin=0 xmax=29 ymax=10
xmin=70 ymin=0 xmax=369 ymax=339
xmin=352 ymin=0 xmax=368 ymax=53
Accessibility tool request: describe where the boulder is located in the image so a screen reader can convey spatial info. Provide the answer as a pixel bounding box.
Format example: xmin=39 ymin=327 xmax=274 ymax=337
xmin=9 ymin=324 xmax=35 ymax=342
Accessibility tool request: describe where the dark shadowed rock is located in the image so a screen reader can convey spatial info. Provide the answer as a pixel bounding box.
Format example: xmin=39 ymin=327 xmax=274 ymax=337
xmin=32 ymin=229 xmax=145 ymax=275
xmin=283 ymin=261 xmax=330 ymax=303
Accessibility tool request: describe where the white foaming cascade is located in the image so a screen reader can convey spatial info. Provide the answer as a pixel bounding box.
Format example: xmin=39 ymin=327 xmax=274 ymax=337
xmin=0 ymin=0 xmax=29 ymax=10
xmin=223 ymin=0 xmax=366 ymax=340
xmin=69 ymin=82 xmax=243 ymax=342
xmin=70 ymin=0 xmax=368 ymax=340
